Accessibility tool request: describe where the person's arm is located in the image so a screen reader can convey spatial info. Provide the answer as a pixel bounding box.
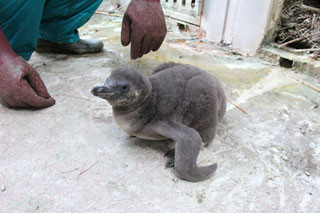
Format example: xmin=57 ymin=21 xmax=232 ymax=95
xmin=0 ymin=28 xmax=55 ymax=108
xmin=0 ymin=28 xmax=18 ymax=64
xmin=121 ymin=0 xmax=167 ymax=59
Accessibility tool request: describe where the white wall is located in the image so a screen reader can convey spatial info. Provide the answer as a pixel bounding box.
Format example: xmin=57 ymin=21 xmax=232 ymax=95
xmin=232 ymin=0 xmax=273 ymax=54
xmin=201 ymin=0 xmax=229 ymax=43
xmin=201 ymin=0 xmax=275 ymax=55
xmin=223 ymin=0 xmax=240 ymax=44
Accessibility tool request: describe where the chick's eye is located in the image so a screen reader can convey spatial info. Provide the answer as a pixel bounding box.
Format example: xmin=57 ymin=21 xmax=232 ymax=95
xmin=121 ymin=85 xmax=130 ymax=92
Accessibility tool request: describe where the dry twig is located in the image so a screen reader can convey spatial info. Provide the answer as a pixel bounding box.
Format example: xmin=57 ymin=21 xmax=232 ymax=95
xmin=77 ymin=160 xmax=100 ymax=180
xmin=291 ymin=76 xmax=320 ymax=93
xmin=301 ymin=4 xmax=320 ymax=13
xmin=61 ymin=167 xmax=80 ymax=174
xmin=95 ymin=11 xmax=123 ymax=17
xmin=278 ymin=33 xmax=318 ymax=48
xmin=291 ymin=48 xmax=320 ymax=52
xmin=226 ymin=98 xmax=248 ymax=114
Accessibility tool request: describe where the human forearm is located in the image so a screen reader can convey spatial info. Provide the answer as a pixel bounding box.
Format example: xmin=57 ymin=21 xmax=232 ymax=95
xmin=0 ymin=28 xmax=18 ymax=65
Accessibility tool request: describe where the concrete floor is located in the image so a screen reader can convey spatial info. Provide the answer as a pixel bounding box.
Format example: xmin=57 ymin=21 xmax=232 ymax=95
xmin=1 ymin=14 xmax=320 ymax=212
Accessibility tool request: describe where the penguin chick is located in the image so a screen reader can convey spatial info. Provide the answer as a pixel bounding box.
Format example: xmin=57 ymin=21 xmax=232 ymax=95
xmin=91 ymin=63 xmax=226 ymax=182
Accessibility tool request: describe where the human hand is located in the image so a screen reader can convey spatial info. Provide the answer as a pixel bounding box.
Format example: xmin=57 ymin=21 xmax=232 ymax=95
xmin=0 ymin=28 xmax=55 ymax=109
xmin=0 ymin=57 xmax=55 ymax=108
xmin=121 ymin=0 xmax=167 ymax=59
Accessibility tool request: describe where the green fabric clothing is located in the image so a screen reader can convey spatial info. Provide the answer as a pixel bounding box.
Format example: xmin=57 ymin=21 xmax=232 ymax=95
xmin=0 ymin=0 xmax=102 ymax=60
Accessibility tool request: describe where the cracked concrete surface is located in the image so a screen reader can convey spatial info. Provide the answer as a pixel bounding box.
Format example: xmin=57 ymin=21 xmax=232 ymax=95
xmin=1 ymin=14 xmax=320 ymax=212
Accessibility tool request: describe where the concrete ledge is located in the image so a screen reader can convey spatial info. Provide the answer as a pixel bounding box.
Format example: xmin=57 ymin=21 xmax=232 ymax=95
xmin=260 ymin=44 xmax=320 ymax=77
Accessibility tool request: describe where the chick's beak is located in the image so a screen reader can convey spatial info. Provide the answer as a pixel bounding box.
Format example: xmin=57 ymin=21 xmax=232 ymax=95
xmin=91 ymin=85 xmax=114 ymax=98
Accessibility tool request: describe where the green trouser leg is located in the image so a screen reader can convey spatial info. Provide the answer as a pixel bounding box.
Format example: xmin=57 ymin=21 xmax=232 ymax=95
xmin=0 ymin=0 xmax=102 ymax=60
xmin=0 ymin=1 xmax=45 ymax=60
xmin=39 ymin=0 xmax=103 ymax=44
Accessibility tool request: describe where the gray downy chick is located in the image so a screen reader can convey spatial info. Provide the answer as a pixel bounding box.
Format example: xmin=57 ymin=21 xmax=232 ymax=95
xmin=91 ymin=63 xmax=226 ymax=182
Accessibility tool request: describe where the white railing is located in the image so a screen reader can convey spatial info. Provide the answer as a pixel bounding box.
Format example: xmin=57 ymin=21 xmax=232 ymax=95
xmin=161 ymin=0 xmax=203 ymax=25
